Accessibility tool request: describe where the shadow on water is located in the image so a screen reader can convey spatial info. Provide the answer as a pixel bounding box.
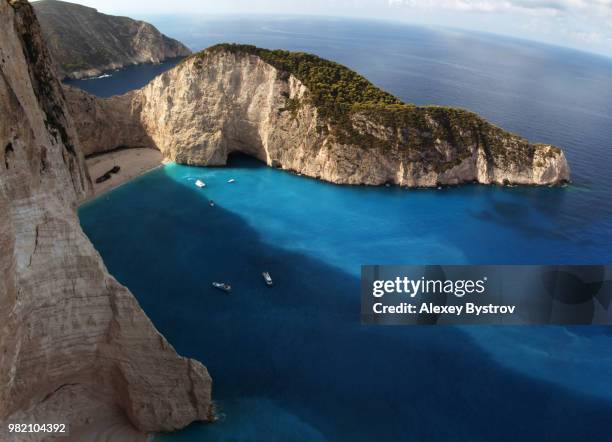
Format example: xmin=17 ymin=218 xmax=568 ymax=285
xmin=79 ymin=167 xmax=612 ymax=442
xmin=469 ymin=197 xmax=572 ymax=242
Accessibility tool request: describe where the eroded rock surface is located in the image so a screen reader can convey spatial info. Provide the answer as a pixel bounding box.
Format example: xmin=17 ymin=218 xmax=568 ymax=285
xmin=67 ymin=45 xmax=570 ymax=187
xmin=32 ymin=0 xmax=191 ymax=79
xmin=0 ymin=1 xmax=211 ymax=440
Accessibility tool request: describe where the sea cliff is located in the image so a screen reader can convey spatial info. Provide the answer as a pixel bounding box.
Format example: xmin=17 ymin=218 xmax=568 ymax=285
xmin=0 ymin=1 xmax=211 ymax=440
xmin=66 ymin=44 xmax=570 ymax=187
xmin=32 ymin=0 xmax=191 ymax=79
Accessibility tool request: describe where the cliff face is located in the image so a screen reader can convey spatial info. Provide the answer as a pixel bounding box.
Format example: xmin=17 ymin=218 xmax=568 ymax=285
xmin=0 ymin=1 xmax=211 ymax=440
xmin=66 ymin=45 xmax=570 ymax=187
xmin=64 ymin=86 xmax=153 ymax=156
xmin=32 ymin=0 xmax=191 ymax=79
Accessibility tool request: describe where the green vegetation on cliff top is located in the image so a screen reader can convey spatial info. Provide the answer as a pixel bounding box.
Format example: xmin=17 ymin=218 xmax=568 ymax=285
xmin=189 ymin=44 xmax=500 ymax=132
xmin=188 ymin=44 xmax=561 ymax=170
xmin=191 ymin=43 xmax=402 ymax=120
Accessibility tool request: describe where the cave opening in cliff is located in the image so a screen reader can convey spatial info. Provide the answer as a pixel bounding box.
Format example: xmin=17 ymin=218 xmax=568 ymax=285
xmin=226 ymin=151 xmax=268 ymax=169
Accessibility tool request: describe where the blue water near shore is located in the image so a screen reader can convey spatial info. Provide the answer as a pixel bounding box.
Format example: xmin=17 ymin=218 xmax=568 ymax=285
xmin=64 ymin=57 xmax=183 ymax=97
xmin=77 ymin=17 xmax=612 ymax=441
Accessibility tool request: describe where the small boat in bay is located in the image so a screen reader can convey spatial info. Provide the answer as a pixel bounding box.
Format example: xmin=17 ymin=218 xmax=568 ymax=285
xmin=262 ymin=271 xmax=273 ymax=287
xmin=209 ymin=200 xmax=215 ymax=207
xmin=195 ymin=179 xmax=206 ymax=188
xmin=212 ymin=282 xmax=231 ymax=293
xmin=227 ymin=178 xmax=236 ymax=183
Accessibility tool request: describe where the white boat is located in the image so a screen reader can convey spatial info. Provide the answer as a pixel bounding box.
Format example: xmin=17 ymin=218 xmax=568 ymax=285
xmin=209 ymin=200 xmax=215 ymax=207
xmin=227 ymin=178 xmax=236 ymax=183
xmin=212 ymin=282 xmax=231 ymax=293
xmin=262 ymin=271 xmax=273 ymax=286
xmin=195 ymin=179 xmax=206 ymax=188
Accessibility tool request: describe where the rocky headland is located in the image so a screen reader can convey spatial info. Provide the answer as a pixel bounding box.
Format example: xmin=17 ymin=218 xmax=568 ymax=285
xmin=66 ymin=44 xmax=570 ymax=187
xmin=32 ymin=0 xmax=191 ymax=79
xmin=0 ymin=1 xmax=211 ymax=440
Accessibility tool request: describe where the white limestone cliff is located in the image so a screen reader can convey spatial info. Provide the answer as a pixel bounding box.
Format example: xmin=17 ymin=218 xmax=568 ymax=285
xmin=0 ymin=1 xmax=212 ymax=440
xmin=66 ymin=47 xmax=570 ymax=187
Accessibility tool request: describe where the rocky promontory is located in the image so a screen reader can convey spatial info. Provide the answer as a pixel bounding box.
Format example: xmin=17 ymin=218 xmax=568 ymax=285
xmin=66 ymin=44 xmax=570 ymax=187
xmin=0 ymin=1 xmax=211 ymax=440
xmin=32 ymin=0 xmax=191 ymax=79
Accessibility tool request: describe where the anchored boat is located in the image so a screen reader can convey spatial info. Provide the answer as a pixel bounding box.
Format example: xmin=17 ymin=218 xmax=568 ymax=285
xmin=195 ymin=179 xmax=206 ymax=188
xmin=212 ymin=282 xmax=231 ymax=293
xmin=262 ymin=271 xmax=273 ymax=287
xmin=228 ymin=178 xmax=236 ymax=183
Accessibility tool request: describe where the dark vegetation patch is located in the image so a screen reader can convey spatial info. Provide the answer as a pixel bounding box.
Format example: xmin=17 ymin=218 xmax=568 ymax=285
xmin=187 ymin=44 xmax=559 ymax=171
xmin=188 ymin=43 xmax=401 ymax=123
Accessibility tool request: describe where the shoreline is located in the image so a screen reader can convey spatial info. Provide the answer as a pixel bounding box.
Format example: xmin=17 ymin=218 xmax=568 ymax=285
xmin=81 ymin=148 xmax=163 ymax=205
xmin=62 ymin=56 xmax=188 ymax=81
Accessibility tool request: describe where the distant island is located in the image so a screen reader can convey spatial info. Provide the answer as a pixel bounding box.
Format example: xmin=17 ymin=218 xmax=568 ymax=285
xmin=66 ymin=43 xmax=570 ymax=187
xmin=32 ymin=0 xmax=191 ymax=79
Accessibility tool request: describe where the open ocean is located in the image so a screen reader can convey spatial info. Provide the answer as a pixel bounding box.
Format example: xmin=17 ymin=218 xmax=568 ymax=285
xmin=76 ymin=17 xmax=612 ymax=441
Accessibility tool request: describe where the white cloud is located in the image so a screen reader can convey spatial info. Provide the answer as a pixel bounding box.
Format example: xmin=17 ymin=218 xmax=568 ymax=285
xmin=388 ymin=0 xmax=612 ymax=56
xmin=389 ymin=0 xmax=564 ymax=15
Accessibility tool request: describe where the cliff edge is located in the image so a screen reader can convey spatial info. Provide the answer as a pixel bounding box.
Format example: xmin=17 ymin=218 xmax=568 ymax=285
xmin=0 ymin=1 xmax=211 ymax=440
xmin=32 ymin=0 xmax=191 ymax=79
xmin=67 ymin=44 xmax=570 ymax=187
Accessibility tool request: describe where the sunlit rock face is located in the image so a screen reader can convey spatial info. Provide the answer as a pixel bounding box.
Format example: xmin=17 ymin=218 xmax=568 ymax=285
xmin=67 ymin=46 xmax=569 ymax=187
xmin=32 ymin=0 xmax=191 ymax=79
xmin=0 ymin=2 xmax=211 ymax=440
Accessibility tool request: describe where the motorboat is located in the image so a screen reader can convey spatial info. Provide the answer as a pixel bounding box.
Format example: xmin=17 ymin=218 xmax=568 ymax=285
xmin=212 ymin=282 xmax=231 ymax=293
xmin=262 ymin=271 xmax=273 ymax=286
xmin=227 ymin=178 xmax=236 ymax=183
xmin=195 ymin=179 xmax=206 ymax=188
xmin=209 ymin=200 xmax=215 ymax=207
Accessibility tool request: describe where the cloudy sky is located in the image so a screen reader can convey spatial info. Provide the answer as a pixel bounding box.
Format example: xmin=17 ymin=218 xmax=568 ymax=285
xmin=51 ymin=0 xmax=612 ymax=57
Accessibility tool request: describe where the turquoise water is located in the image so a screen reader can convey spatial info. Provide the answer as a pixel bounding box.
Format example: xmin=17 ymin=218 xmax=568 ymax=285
xmin=76 ymin=17 xmax=612 ymax=442
xmin=80 ymin=157 xmax=612 ymax=441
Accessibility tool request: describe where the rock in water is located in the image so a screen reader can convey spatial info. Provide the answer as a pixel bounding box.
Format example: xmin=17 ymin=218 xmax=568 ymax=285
xmin=32 ymin=0 xmax=191 ymax=79
xmin=66 ymin=44 xmax=570 ymax=187
xmin=0 ymin=1 xmax=211 ymax=439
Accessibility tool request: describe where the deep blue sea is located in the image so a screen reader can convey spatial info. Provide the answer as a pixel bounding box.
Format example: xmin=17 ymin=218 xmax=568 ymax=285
xmin=63 ymin=57 xmax=183 ymax=97
xmin=77 ymin=17 xmax=612 ymax=441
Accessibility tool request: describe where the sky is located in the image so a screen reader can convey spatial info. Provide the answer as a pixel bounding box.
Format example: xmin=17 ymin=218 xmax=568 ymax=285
xmin=42 ymin=0 xmax=612 ymax=58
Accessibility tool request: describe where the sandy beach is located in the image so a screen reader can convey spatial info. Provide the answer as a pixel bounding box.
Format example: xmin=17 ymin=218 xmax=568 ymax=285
xmin=86 ymin=148 xmax=163 ymax=197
